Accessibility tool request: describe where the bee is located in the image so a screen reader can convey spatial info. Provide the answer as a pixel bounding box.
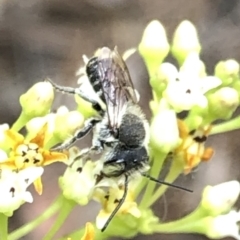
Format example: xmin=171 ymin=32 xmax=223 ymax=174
xmin=47 ymin=47 xmax=192 ymax=231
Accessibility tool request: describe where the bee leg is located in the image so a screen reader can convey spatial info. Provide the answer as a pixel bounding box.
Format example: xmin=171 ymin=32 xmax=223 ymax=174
xmin=51 ymin=118 xmax=100 ymax=151
xmin=46 ymin=78 xmax=100 ymax=108
xmin=70 ymin=147 xmax=91 ymax=167
xmin=101 ymin=175 xmax=129 ymax=232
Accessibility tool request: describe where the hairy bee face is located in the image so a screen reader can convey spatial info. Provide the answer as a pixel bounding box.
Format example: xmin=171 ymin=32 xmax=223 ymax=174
xmin=102 ymin=145 xmax=149 ymax=178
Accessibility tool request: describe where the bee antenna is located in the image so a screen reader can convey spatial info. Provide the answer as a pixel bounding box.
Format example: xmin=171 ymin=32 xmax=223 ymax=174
xmin=101 ymin=175 xmax=129 ymax=232
xmin=141 ymin=173 xmax=193 ymax=193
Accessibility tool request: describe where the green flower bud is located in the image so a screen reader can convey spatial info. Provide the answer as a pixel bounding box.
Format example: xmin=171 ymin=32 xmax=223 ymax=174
xmin=139 ymin=20 xmax=170 ymax=77
xmin=19 ymin=82 xmax=54 ymax=118
xmin=208 ymin=87 xmax=239 ymax=120
xmin=54 ymin=110 xmax=84 ymax=141
xmin=214 ymin=59 xmax=240 ymax=86
xmin=201 ymin=181 xmax=240 ymax=216
xmin=172 ymin=20 xmax=201 ymax=65
xmin=232 ymin=80 xmax=240 ymax=102
xmin=150 ymin=99 xmax=180 ymax=153
xmin=75 ymin=95 xmax=99 ymax=119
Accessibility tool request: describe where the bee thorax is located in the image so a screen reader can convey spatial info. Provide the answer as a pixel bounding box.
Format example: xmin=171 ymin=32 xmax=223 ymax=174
xmin=119 ymin=113 xmax=146 ymax=148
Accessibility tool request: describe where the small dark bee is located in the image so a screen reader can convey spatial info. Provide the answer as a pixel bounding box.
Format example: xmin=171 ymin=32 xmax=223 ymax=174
xmin=47 ymin=47 xmax=192 ymax=231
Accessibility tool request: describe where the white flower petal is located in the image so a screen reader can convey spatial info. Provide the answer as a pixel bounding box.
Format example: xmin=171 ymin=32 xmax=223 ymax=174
xmin=208 ymin=210 xmax=240 ymax=240
xmin=201 ymin=181 xmax=240 ymax=216
xmin=0 ymin=123 xmax=9 ymax=143
xmin=23 ymin=191 xmax=33 ymax=203
xmin=18 ymin=167 xmax=44 ymax=188
xmin=0 ymin=149 xmax=8 ymax=162
xmin=60 ymin=147 xmax=104 ymax=205
xmin=201 ymin=76 xmax=222 ymax=93
xmin=0 ymin=167 xmax=43 ymax=215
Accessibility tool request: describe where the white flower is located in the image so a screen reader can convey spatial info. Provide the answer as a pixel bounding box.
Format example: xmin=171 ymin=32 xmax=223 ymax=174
xmin=94 ymin=182 xmax=141 ymax=230
xmin=59 ymin=147 xmax=106 ymax=205
xmin=0 ymin=167 xmax=44 ymax=216
xmin=201 ymin=181 xmax=240 ymax=216
xmin=163 ymin=53 xmax=221 ymax=112
xmin=0 ymin=149 xmax=8 ymax=163
xmin=206 ymin=210 xmax=240 ymax=240
xmin=150 ymin=99 xmax=180 ymax=153
xmin=0 ymin=123 xmax=9 ymax=144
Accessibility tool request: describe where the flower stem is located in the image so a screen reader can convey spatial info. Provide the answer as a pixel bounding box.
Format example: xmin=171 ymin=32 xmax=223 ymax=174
xmin=44 ymin=136 xmax=61 ymax=150
xmin=43 ymin=197 xmax=76 ymax=240
xmin=152 ymin=207 xmax=208 ymax=234
xmin=146 ymin=159 xmax=183 ymax=208
xmin=9 ymin=196 xmax=62 ymax=240
xmin=211 ymin=116 xmax=240 ymax=135
xmin=0 ymin=213 xmax=8 ymax=240
xmin=11 ymin=112 xmax=30 ymax=132
xmin=139 ymin=150 xmax=167 ymax=208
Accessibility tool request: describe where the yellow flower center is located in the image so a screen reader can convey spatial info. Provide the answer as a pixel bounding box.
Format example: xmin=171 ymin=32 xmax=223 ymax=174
xmin=14 ymin=143 xmax=44 ymax=169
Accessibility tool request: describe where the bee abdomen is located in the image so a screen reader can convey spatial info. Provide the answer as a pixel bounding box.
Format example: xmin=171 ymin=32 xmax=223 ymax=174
xmin=86 ymin=57 xmax=105 ymax=103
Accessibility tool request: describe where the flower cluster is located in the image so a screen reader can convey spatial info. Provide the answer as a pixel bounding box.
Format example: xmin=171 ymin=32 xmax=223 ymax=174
xmin=1 ymin=19 xmax=240 ymax=240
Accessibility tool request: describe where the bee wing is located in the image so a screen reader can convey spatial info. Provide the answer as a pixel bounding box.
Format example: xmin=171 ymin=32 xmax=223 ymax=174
xmin=98 ymin=47 xmax=137 ymax=132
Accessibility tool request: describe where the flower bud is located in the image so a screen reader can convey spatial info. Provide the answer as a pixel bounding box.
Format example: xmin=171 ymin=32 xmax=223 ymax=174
xmin=172 ymin=20 xmax=201 ymax=65
xmin=150 ymin=99 xmax=180 ymax=153
xmin=208 ymin=87 xmax=239 ymax=120
xmin=214 ymin=59 xmax=240 ymax=86
xmin=19 ymin=82 xmax=54 ymax=118
xmin=151 ymin=63 xmax=178 ymax=97
xmin=203 ymin=211 xmax=240 ymax=240
xmin=75 ymin=95 xmax=98 ymax=119
xmin=139 ymin=20 xmax=170 ymax=76
xmin=201 ymin=181 xmax=240 ymax=216
xmin=180 ymin=52 xmax=206 ymax=78
xmin=54 ymin=110 xmax=84 ymax=141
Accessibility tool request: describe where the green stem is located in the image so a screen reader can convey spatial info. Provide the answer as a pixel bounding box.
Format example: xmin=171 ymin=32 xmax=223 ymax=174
xmin=146 ymin=159 xmax=183 ymax=208
xmin=0 ymin=213 xmax=8 ymax=240
xmin=139 ymin=150 xmax=167 ymax=208
xmin=152 ymin=208 xmax=209 ymax=234
xmin=11 ymin=112 xmax=30 ymax=132
xmin=134 ymin=178 xmax=148 ymax=199
xmin=44 ymin=136 xmax=61 ymax=150
xmin=163 ymin=207 xmax=205 ymax=230
xmin=9 ymin=196 xmax=62 ymax=240
xmin=154 ymin=219 xmax=204 ymax=234
xmin=211 ymin=116 xmax=240 ymax=134
xmin=43 ymin=197 xmax=76 ymax=240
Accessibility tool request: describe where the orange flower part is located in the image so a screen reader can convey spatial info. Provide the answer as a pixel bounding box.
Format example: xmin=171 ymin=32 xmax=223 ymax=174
xmin=0 ymin=123 xmax=68 ymax=194
xmin=81 ymin=222 xmax=95 ymax=240
xmin=175 ymin=120 xmax=214 ymax=174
